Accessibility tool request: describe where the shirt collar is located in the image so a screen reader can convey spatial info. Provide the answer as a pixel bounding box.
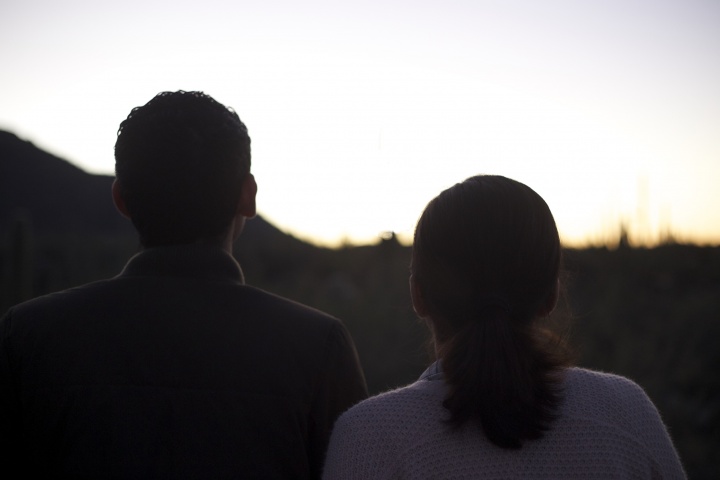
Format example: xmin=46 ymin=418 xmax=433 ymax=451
xmin=119 ymin=244 xmax=245 ymax=284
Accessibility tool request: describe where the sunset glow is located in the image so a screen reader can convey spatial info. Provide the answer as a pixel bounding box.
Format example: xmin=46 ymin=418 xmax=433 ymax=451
xmin=2 ymin=0 xmax=718 ymax=247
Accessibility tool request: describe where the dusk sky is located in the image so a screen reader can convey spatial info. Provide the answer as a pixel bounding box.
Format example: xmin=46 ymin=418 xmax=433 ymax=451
xmin=2 ymin=0 xmax=719 ymax=247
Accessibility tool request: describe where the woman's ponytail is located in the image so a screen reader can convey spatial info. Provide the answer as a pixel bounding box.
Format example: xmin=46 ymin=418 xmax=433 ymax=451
xmin=440 ymin=303 xmax=565 ymax=448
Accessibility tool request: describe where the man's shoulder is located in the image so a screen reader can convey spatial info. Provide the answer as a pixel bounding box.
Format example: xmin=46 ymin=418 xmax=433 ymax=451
xmin=238 ymin=285 xmax=353 ymax=346
xmin=3 ymin=276 xmax=346 ymax=341
xmin=5 ymin=278 xmax=116 ymax=318
xmin=239 ymin=284 xmax=340 ymax=322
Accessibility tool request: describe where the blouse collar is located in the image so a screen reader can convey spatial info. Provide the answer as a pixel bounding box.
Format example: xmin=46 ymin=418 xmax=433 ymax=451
xmin=419 ymin=360 xmax=444 ymax=381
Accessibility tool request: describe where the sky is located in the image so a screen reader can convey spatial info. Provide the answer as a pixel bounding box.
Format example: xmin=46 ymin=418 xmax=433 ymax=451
xmin=2 ymin=0 xmax=719 ymax=247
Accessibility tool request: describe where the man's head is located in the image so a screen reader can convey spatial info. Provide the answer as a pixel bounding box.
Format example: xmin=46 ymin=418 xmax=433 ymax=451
xmin=114 ymin=91 xmax=255 ymax=247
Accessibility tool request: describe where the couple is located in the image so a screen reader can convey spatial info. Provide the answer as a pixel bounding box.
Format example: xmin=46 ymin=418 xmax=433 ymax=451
xmin=0 ymin=91 xmax=685 ymax=479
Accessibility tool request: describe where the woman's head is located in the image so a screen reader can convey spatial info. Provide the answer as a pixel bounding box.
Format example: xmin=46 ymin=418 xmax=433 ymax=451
xmin=410 ymin=175 xmax=568 ymax=449
xmin=411 ymin=175 xmax=561 ymax=343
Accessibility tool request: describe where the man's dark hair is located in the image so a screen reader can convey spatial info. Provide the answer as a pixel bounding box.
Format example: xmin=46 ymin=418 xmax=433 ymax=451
xmin=115 ymin=91 xmax=251 ymax=246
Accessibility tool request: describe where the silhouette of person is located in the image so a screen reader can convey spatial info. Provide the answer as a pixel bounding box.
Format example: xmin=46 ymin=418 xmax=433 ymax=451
xmin=0 ymin=91 xmax=367 ymax=479
xmin=323 ymin=175 xmax=685 ymax=479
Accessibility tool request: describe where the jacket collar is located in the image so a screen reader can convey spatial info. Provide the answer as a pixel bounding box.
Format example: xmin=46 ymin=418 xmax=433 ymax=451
xmin=119 ymin=244 xmax=245 ymax=284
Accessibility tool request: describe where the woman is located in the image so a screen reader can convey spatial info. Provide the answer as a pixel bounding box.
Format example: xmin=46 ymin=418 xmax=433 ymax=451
xmin=323 ymin=175 xmax=685 ymax=479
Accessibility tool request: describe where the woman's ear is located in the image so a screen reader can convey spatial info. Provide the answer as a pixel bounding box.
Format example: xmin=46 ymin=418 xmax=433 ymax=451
xmin=111 ymin=179 xmax=131 ymax=219
xmin=537 ymin=278 xmax=560 ymax=317
xmin=410 ymin=275 xmax=429 ymax=318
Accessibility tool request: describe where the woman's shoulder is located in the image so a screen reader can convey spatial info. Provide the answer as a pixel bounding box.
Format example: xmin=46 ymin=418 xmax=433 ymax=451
xmin=559 ymin=367 xmax=685 ymax=477
xmin=564 ymin=367 xmax=653 ymax=408
xmin=562 ymin=367 xmax=667 ymax=439
xmin=565 ymin=367 xmax=644 ymax=392
xmin=337 ymin=377 xmax=447 ymax=428
xmin=329 ymin=377 xmax=450 ymax=450
xmin=324 ymin=379 xmax=449 ymax=479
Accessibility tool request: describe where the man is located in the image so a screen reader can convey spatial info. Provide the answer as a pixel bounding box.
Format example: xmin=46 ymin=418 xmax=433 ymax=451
xmin=0 ymin=91 xmax=367 ymax=478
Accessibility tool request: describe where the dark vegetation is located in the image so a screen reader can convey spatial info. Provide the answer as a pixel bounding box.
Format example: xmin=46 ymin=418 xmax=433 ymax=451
xmin=1 ymin=130 xmax=718 ymax=478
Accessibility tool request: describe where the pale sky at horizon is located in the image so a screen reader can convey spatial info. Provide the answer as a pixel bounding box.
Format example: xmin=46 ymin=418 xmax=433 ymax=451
xmin=2 ymin=0 xmax=719 ymax=247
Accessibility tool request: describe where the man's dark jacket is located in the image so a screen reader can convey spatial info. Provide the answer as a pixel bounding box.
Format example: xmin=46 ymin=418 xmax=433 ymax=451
xmin=0 ymin=244 xmax=368 ymax=479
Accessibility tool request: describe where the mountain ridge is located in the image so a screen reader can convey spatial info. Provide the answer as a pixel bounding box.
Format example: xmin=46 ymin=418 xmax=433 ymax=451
xmin=0 ymin=129 xmax=302 ymax=248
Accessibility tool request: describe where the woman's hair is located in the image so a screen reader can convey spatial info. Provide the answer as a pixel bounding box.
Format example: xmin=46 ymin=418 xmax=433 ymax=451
xmin=411 ymin=175 xmax=571 ymax=449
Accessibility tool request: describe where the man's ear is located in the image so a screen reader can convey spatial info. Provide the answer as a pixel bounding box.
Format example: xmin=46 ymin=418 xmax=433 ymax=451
xmin=112 ymin=179 xmax=131 ymax=219
xmin=237 ymin=173 xmax=257 ymax=218
xmin=410 ymin=275 xmax=429 ymax=318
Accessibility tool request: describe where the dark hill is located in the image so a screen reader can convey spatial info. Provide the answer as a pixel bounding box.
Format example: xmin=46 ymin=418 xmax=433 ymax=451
xmin=0 ymin=130 xmax=128 ymax=235
xmin=0 ymin=129 xmax=301 ymax=249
